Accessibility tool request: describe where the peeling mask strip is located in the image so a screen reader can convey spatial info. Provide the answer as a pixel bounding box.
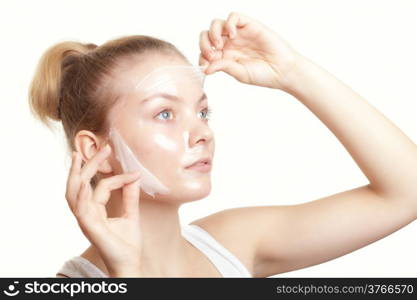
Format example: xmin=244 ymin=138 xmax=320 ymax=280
xmin=109 ymin=128 xmax=170 ymax=197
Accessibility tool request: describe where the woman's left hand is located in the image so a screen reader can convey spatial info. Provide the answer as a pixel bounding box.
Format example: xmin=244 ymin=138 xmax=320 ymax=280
xmin=199 ymin=12 xmax=302 ymax=91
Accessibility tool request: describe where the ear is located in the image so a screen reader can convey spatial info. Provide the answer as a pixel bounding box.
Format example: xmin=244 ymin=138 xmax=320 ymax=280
xmin=73 ymin=130 xmax=113 ymax=174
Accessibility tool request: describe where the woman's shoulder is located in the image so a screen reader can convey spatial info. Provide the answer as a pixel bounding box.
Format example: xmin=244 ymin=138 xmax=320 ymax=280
xmin=189 ymin=207 xmax=259 ymax=276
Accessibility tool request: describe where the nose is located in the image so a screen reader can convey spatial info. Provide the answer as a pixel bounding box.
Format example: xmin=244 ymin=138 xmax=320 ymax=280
xmin=188 ymin=120 xmax=214 ymax=148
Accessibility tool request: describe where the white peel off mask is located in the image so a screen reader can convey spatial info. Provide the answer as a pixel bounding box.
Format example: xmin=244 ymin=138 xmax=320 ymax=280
xmin=109 ymin=127 xmax=170 ymax=197
xmin=134 ymin=65 xmax=206 ymax=93
xmin=137 ymin=65 xmax=208 ymax=178
xmin=108 ymin=64 xmax=208 ymax=197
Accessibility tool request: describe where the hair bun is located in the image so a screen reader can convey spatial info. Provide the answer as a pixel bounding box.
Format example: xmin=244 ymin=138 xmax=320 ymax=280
xmin=28 ymin=41 xmax=97 ymax=125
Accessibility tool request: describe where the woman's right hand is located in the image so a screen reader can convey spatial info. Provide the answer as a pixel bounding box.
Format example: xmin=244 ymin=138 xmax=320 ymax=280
xmin=65 ymin=144 xmax=143 ymax=277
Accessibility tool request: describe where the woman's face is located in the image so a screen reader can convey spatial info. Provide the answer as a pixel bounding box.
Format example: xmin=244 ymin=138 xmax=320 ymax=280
xmin=109 ymin=55 xmax=215 ymax=203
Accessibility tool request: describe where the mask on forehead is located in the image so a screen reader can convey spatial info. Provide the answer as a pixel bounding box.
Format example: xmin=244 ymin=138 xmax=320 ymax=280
xmin=135 ymin=65 xmax=206 ymax=95
xmin=108 ymin=65 xmax=207 ymax=198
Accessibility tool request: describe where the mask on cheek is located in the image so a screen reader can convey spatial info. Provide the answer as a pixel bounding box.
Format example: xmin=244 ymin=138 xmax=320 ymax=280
xmin=109 ymin=127 xmax=170 ymax=197
xmin=108 ymin=65 xmax=207 ymax=198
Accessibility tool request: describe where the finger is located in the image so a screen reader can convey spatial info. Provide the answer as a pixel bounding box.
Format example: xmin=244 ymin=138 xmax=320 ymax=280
xmin=205 ymin=58 xmax=248 ymax=82
xmin=69 ymin=151 xmax=82 ymax=176
xmin=225 ymin=12 xmax=250 ymax=39
xmin=80 ymin=144 xmax=111 ymax=184
xmin=209 ymin=18 xmax=225 ymax=50
xmin=199 ymin=30 xmax=215 ymax=61
xmin=75 ymin=181 xmax=109 ymax=248
xmin=93 ymin=172 xmax=141 ymax=207
xmin=122 ymin=178 xmax=141 ymax=220
xmin=198 ymin=53 xmax=210 ymax=70
xmin=74 ymin=181 xmax=91 ymax=218
xmin=66 ymin=151 xmax=83 ymax=211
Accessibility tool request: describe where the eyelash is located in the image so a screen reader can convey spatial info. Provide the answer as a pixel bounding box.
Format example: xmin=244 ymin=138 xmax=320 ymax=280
xmin=155 ymin=107 xmax=212 ymax=122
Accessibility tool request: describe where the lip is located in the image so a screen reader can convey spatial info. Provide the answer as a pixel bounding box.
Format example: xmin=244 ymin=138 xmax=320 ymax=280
xmin=185 ymin=157 xmax=212 ymax=173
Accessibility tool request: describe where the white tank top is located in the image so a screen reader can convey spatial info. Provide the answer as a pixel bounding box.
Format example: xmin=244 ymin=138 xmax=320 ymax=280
xmin=56 ymin=224 xmax=252 ymax=278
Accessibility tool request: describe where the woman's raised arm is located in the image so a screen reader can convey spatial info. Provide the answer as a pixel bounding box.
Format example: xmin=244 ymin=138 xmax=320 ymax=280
xmin=195 ymin=12 xmax=417 ymax=277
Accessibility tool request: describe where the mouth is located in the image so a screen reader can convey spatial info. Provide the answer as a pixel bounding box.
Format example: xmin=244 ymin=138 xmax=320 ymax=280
xmin=185 ymin=157 xmax=212 ymax=173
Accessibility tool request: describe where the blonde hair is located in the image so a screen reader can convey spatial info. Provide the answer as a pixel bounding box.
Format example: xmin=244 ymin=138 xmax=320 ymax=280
xmin=29 ymin=35 xmax=187 ymax=185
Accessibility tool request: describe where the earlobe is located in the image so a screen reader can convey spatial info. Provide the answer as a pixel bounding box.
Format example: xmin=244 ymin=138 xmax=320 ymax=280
xmin=73 ymin=130 xmax=114 ymax=174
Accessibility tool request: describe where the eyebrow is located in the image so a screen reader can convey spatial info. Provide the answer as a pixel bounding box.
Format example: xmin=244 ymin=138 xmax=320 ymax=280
xmin=140 ymin=92 xmax=207 ymax=104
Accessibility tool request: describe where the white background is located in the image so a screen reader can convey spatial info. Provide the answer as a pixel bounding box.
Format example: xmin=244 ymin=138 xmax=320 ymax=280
xmin=1 ymin=0 xmax=416 ymax=277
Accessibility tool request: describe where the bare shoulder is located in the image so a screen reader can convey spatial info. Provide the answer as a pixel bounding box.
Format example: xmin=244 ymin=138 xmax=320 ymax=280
xmin=190 ymin=206 xmax=268 ymax=277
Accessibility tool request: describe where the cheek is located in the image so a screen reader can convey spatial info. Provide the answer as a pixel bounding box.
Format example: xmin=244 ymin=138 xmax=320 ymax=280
xmin=153 ymin=133 xmax=179 ymax=152
xmin=137 ymin=130 xmax=185 ymax=169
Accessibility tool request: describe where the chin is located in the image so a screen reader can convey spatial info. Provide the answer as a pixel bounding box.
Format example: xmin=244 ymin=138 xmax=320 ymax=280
xmin=150 ymin=183 xmax=211 ymax=204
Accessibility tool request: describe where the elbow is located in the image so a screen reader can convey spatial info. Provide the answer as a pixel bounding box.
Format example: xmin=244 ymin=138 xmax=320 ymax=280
xmin=370 ymin=184 xmax=417 ymax=220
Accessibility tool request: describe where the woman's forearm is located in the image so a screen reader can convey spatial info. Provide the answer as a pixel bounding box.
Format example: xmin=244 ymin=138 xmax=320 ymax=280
xmin=282 ymin=55 xmax=417 ymax=206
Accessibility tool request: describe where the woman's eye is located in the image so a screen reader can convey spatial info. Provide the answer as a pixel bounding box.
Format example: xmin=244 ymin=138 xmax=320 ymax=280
xmin=156 ymin=109 xmax=173 ymax=121
xmin=199 ymin=107 xmax=212 ymax=120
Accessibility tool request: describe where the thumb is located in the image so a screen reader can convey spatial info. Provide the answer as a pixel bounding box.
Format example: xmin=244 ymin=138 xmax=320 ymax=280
xmin=205 ymin=59 xmax=249 ymax=82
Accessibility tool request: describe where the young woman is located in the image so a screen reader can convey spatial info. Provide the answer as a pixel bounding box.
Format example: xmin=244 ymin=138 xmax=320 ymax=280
xmin=29 ymin=12 xmax=417 ymax=278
